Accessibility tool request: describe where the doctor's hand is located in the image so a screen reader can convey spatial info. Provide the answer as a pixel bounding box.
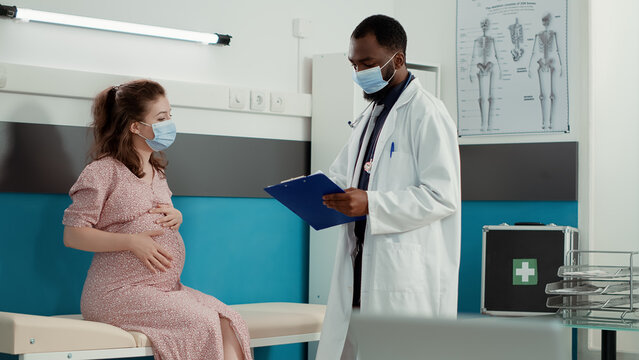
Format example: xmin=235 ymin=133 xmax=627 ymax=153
xmin=149 ymin=204 xmax=183 ymax=230
xmin=322 ymin=188 xmax=368 ymax=217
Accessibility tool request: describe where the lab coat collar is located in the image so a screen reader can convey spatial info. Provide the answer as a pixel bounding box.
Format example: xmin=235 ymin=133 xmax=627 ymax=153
xmin=393 ymin=76 xmax=421 ymax=110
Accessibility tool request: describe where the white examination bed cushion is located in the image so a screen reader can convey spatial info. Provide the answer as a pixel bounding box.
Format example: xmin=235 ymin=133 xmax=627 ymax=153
xmin=0 ymin=302 xmax=326 ymax=354
xmin=0 ymin=311 xmax=137 ymax=354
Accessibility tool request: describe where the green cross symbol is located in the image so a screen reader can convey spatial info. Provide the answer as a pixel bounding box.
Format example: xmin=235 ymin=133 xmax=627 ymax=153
xmin=513 ymin=259 xmax=538 ymax=285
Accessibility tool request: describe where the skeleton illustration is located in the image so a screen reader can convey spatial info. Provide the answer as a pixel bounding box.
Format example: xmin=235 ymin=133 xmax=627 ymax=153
xmin=528 ymin=13 xmax=563 ymax=130
xmin=469 ymin=18 xmax=502 ymax=132
xmin=508 ymin=18 xmax=524 ymax=61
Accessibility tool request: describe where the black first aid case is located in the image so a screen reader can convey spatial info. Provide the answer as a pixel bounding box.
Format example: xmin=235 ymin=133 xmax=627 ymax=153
xmin=481 ymin=224 xmax=579 ymax=315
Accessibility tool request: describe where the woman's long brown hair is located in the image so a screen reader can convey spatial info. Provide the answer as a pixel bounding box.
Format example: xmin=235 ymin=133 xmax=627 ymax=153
xmin=90 ymin=79 xmax=167 ymax=178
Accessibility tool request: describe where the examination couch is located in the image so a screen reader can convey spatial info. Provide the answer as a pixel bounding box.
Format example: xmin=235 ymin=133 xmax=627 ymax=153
xmin=0 ymin=302 xmax=325 ymax=359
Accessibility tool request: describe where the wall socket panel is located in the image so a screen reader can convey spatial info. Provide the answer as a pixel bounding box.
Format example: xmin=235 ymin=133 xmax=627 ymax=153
xmin=250 ymin=90 xmax=267 ymax=111
xmin=229 ymin=88 xmax=248 ymax=109
xmin=293 ymin=18 xmax=312 ymax=38
xmin=270 ymin=93 xmax=286 ymax=112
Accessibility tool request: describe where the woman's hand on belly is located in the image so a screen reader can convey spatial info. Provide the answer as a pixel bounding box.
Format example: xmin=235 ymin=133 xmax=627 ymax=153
xmin=127 ymin=230 xmax=174 ymax=273
xmin=149 ymin=204 xmax=183 ymax=230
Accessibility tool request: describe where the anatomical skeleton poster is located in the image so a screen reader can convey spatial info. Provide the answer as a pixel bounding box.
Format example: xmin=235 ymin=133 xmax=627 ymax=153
xmin=456 ymin=0 xmax=568 ymax=136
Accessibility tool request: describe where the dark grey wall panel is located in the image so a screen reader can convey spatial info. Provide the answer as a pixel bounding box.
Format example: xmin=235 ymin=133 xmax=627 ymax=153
xmin=460 ymin=142 xmax=578 ymax=201
xmin=0 ymin=122 xmax=309 ymax=198
xmin=0 ymin=122 xmax=91 ymax=194
xmin=164 ymin=132 xmax=310 ymax=198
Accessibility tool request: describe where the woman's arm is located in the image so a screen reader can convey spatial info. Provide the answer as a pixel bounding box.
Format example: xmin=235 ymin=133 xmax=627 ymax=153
xmin=64 ymin=226 xmax=172 ymax=273
xmin=64 ymin=226 xmax=134 ymax=252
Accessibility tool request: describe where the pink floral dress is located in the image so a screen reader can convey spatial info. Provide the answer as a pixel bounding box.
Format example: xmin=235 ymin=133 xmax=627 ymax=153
xmin=63 ymin=156 xmax=253 ymax=360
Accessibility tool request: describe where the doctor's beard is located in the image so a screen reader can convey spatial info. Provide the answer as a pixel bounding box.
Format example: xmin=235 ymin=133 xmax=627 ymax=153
xmin=363 ymin=63 xmax=396 ymax=104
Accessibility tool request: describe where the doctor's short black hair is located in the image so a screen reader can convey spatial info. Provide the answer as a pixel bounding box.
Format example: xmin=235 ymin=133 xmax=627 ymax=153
xmin=352 ymin=14 xmax=407 ymax=56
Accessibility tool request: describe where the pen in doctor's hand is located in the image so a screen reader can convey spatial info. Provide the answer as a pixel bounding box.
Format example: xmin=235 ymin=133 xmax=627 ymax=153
xmin=390 ymin=142 xmax=395 ymax=158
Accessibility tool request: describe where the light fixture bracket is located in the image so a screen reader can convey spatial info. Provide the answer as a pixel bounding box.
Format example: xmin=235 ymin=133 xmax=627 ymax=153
xmin=216 ymin=33 xmax=232 ymax=46
xmin=0 ymin=4 xmax=17 ymax=18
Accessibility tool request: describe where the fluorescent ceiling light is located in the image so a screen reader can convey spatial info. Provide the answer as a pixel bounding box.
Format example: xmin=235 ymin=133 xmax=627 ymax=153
xmin=0 ymin=4 xmax=231 ymax=45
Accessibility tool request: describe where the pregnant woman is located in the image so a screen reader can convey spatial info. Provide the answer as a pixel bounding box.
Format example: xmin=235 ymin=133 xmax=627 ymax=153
xmin=62 ymin=79 xmax=252 ymax=360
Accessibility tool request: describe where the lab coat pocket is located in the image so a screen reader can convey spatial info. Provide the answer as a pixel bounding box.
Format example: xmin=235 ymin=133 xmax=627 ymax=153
xmin=371 ymin=239 xmax=427 ymax=292
xmin=384 ymin=151 xmax=414 ymax=188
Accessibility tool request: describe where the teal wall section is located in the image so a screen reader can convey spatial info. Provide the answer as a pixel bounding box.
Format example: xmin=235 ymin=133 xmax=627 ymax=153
xmin=0 ymin=193 xmax=309 ymax=360
xmin=457 ymin=201 xmax=579 ymax=314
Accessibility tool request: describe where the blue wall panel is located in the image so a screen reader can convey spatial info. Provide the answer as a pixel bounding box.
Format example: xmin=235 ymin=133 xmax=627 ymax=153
xmin=0 ymin=193 xmax=309 ymax=360
xmin=173 ymin=196 xmax=309 ymax=305
xmin=458 ymin=201 xmax=578 ymax=314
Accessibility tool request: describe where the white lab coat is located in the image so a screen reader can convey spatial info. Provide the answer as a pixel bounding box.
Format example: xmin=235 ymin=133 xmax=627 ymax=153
xmin=315 ymin=78 xmax=461 ymax=360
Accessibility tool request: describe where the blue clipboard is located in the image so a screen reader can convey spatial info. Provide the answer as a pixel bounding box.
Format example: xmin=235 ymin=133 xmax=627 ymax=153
xmin=264 ymin=172 xmax=365 ymax=231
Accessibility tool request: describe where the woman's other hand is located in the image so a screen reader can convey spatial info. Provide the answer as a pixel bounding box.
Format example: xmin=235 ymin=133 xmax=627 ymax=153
xmin=128 ymin=230 xmax=173 ymax=273
xmin=149 ymin=204 xmax=183 ymax=230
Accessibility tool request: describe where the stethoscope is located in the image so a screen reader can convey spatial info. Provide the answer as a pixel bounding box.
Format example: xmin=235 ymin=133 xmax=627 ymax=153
xmin=347 ymin=101 xmax=375 ymax=128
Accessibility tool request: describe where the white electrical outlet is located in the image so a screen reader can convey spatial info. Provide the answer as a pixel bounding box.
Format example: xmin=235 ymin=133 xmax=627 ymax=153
xmin=250 ymin=90 xmax=267 ymax=111
xmin=0 ymin=66 xmax=6 ymax=88
xmin=229 ymin=88 xmax=248 ymax=109
xmin=270 ymin=93 xmax=286 ymax=112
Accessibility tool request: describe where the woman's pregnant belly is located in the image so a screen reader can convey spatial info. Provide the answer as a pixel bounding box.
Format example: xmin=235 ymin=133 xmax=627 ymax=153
xmin=82 ymin=212 xmax=186 ymax=298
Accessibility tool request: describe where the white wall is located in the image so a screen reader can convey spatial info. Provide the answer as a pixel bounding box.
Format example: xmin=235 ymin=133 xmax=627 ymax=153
xmin=0 ymin=0 xmax=393 ymax=91
xmin=583 ymin=0 xmax=639 ymax=358
xmin=0 ymin=0 xmax=395 ymax=144
xmin=589 ymin=0 xmax=639 ymax=261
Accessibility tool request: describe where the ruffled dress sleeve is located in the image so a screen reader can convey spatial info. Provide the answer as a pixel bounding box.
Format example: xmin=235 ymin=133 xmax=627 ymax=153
xmin=63 ymin=159 xmax=115 ymax=228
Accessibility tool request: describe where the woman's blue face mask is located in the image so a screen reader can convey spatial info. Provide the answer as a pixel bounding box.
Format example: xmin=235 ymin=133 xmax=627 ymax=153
xmin=137 ymin=120 xmax=176 ymax=152
xmin=352 ymin=52 xmax=398 ymax=94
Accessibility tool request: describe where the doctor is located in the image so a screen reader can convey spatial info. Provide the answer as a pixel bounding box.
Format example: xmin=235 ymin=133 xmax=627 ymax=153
xmin=317 ymin=15 xmax=461 ymax=359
